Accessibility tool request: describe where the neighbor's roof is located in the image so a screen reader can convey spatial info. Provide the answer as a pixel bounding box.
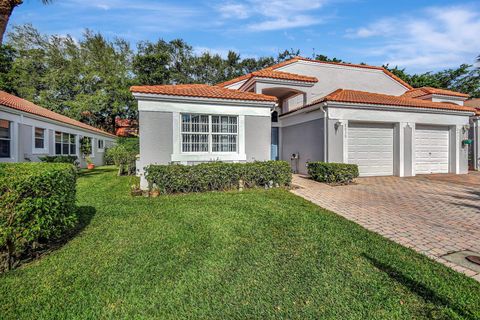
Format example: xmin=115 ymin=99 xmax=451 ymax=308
xmin=130 ymin=84 xmax=277 ymax=103
xmin=402 ymin=87 xmax=469 ymax=99
xmin=0 ymin=91 xmax=115 ymax=137
xmin=217 ymin=56 xmax=413 ymax=90
xmin=281 ymin=89 xmax=476 ymax=116
xmin=465 ymin=98 xmax=480 ymax=116
xmin=463 ymin=98 xmax=480 ymax=107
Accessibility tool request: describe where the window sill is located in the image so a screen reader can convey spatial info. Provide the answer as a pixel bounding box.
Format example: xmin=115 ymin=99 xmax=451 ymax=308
xmin=171 ymin=153 xmax=246 ymax=162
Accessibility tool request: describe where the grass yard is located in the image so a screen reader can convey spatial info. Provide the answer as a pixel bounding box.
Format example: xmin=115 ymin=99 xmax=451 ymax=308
xmin=1 ymin=167 xmax=479 ymax=319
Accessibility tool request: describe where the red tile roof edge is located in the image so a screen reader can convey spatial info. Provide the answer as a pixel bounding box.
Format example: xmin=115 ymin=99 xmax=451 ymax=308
xmin=281 ymin=89 xmax=476 ymax=117
xmin=0 ymin=91 xmax=115 ymax=138
xmin=130 ymin=84 xmax=278 ymax=102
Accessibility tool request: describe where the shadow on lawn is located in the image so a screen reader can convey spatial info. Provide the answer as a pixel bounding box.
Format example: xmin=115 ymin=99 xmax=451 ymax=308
xmin=362 ymin=253 xmax=475 ymax=320
xmin=13 ymin=206 xmax=96 ymax=270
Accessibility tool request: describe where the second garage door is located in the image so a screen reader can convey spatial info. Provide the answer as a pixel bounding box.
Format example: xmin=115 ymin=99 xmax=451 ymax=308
xmin=348 ymin=122 xmax=394 ymax=176
xmin=415 ymin=125 xmax=449 ymax=174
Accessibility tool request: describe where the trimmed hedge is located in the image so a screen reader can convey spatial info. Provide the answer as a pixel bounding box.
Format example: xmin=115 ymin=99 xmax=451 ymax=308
xmin=307 ymin=162 xmax=359 ymax=184
xmin=145 ymin=161 xmax=292 ymax=194
xmin=0 ymin=163 xmax=77 ymax=270
xmin=39 ymin=155 xmax=79 ymax=167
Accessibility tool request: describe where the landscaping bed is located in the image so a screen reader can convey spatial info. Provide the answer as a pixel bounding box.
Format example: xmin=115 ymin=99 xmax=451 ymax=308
xmin=0 ymin=167 xmax=479 ymax=319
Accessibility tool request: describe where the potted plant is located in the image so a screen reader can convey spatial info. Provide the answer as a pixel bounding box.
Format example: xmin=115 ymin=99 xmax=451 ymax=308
xmin=86 ymin=156 xmax=95 ymax=170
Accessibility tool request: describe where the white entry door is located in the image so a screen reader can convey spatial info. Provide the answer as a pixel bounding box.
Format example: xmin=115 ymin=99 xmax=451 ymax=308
xmin=348 ymin=122 xmax=394 ymax=176
xmin=415 ymin=125 xmax=449 ymax=174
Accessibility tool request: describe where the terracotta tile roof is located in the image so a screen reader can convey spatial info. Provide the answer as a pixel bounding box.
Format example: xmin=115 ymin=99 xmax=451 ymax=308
xmin=281 ymin=89 xmax=476 ymax=116
xmin=0 ymin=91 xmax=115 ymax=137
xmin=464 ymin=98 xmax=480 ymax=108
xmin=216 ymin=69 xmax=317 ymax=87
xmin=130 ymin=84 xmax=277 ymax=102
xmin=402 ymin=87 xmax=469 ymax=99
xmin=217 ymin=56 xmax=413 ymax=90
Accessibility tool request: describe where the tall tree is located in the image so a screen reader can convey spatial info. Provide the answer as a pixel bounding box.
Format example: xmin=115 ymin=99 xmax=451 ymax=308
xmin=0 ymin=0 xmax=54 ymax=44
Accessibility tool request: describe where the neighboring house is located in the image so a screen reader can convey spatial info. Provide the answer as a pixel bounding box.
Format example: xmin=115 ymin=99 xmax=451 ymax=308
xmin=131 ymin=56 xmax=477 ymax=188
xmin=0 ymin=90 xmax=116 ymax=167
xmin=465 ymin=98 xmax=480 ymax=170
xmin=115 ymin=117 xmax=139 ymax=137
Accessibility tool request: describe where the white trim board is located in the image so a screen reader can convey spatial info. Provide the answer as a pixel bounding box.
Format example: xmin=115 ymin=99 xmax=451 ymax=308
xmin=138 ymin=100 xmax=272 ymax=117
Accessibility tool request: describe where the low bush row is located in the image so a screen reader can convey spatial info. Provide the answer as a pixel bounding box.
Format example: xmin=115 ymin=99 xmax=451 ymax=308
xmin=145 ymin=161 xmax=292 ymax=194
xmin=0 ymin=163 xmax=77 ymax=270
xmin=307 ymin=162 xmax=359 ymax=184
xmin=39 ymin=155 xmax=79 ymax=167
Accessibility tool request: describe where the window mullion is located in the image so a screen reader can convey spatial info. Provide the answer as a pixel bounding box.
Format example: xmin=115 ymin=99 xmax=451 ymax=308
xmin=208 ymin=115 xmax=212 ymax=154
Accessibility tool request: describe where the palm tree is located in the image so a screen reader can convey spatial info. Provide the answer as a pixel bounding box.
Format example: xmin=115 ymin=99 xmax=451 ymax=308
xmin=0 ymin=0 xmax=53 ymax=44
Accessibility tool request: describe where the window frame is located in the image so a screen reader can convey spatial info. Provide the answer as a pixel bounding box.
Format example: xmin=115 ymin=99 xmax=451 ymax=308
xmin=0 ymin=119 xmax=11 ymax=159
xmin=33 ymin=126 xmax=47 ymax=153
xmin=180 ymin=113 xmax=238 ymax=154
xmin=55 ymin=131 xmax=77 ymax=156
xmin=97 ymin=139 xmax=104 ymax=151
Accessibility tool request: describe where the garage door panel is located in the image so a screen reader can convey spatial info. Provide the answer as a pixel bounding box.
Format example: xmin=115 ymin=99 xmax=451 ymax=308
xmin=415 ymin=125 xmax=449 ymax=174
xmin=348 ymin=122 xmax=394 ymax=177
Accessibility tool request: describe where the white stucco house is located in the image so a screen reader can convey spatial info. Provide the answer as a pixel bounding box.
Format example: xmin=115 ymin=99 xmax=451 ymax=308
xmin=131 ymin=57 xmax=478 ymax=189
xmin=0 ymin=90 xmax=116 ymax=167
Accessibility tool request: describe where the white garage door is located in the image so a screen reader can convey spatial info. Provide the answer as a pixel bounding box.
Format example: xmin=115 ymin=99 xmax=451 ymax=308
xmin=348 ymin=122 xmax=394 ymax=176
xmin=415 ymin=125 xmax=449 ymax=174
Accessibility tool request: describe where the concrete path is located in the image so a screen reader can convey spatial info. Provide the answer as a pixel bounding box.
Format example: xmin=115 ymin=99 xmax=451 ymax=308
xmin=291 ymin=173 xmax=480 ymax=281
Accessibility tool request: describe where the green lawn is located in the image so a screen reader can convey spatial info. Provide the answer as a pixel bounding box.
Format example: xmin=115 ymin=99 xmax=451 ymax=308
xmin=1 ymin=167 xmax=479 ymax=319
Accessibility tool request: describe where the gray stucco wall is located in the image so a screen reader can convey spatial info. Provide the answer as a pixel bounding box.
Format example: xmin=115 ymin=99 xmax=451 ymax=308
xmin=281 ymin=119 xmax=324 ymax=174
xmin=139 ymin=111 xmax=173 ymax=170
xmin=404 ymin=124 xmax=413 ymax=176
xmin=459 ymin=128 xmax=469 ymax=174
xmin=245 ymin=115 xmax=271 ymax=162
xmin=18 ymin=124 xmax=32 ymax=161
xmin=326 ymin=119 xmax=344 ymax=163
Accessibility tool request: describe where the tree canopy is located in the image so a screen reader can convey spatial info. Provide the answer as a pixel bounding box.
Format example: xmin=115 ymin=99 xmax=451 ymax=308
xmin=0 ymin=25 xmax=478 ymax=133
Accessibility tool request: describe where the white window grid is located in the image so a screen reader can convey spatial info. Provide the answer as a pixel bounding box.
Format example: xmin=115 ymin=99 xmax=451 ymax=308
xmin=34 ymin=127 xmax=45 ymax=149
xmin=55 ymin=131 xmax=77 ymax=155
xmin=0 ymin=119 xmax=11 ymax=158
xmin=181 ymin=114 xmax=238 ymax=153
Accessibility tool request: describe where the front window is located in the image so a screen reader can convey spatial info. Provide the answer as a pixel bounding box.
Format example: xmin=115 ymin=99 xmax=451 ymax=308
xmin=98 ymin=139 xmax=104 ymax=150
xmin=34 ymin=127 xmax=45 ymax=149
xmin=181 ymin=114 xmax=238 ymax=153
xmin=55 ymin=131 xmax=76 ymax=155
xmin=212 ymin=116 xmax=237 ymax=152
xmin=0 ymin=119 xmax=11 ymax=158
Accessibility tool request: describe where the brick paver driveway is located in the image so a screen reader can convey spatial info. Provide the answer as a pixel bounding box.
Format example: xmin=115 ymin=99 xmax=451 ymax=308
xmin=292 ymin=173 xmax=480 ymax=281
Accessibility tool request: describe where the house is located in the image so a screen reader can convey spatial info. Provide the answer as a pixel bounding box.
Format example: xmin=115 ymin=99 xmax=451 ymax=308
xmin=131 ymin=57 xmax=477 ymax=189
xmin=0 ymin=90 xmax=116 ymax=167
xmin=465 ymin=98 xmax=480 ymax=170
xmin=115 ymin=117 xmax=139 ymax=137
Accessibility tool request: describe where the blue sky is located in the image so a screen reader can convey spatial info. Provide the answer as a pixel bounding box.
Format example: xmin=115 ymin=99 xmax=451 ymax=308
xmin=9 ymin=0 xmax=480 ymax=73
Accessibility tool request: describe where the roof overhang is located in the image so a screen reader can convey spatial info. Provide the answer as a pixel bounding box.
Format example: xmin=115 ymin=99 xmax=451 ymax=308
xmin=132 ymin=92 xmax=277 ymax=108
xmin=280 ymin=100 xmax=475 ymax=119
xmin=239 ymin=76 xmax=316 ymax=92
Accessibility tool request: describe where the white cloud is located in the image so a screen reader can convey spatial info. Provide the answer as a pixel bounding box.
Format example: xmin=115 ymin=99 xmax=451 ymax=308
xmin=215 ymin=0 xmax=329 ymax=31
xmin=217 ymin=3 xmax=250 ymax=19
xmin=346 ymin=5 xmax=480 ymax=71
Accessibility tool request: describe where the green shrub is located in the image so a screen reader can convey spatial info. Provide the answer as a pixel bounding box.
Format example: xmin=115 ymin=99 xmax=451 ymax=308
xmin=106 ymin=144 xmax=137 ymax=176
xmin=307 ymin=162 xmax=359 ymax=184
xmin=0 ymin=163 xmax=77 ymax=270
xmin=39 ymin=155 xmax=79 ymax=167
xmin=145 ymin=161 xmax=292 ymax=194
xmin=117 ymin=137 xmax=139 ymax=153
